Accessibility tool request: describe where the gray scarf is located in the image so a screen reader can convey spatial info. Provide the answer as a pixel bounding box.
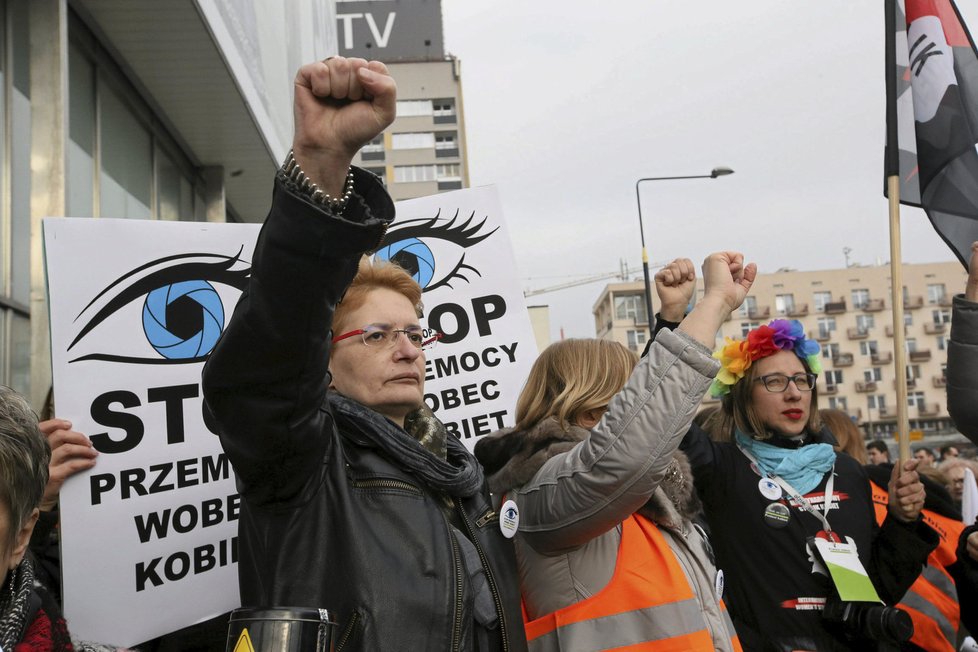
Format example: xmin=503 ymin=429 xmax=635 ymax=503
xmin=328 ymin=393 xmax=485 ymax=497
xmin=0 ymin=557 xmax=35 ymax=649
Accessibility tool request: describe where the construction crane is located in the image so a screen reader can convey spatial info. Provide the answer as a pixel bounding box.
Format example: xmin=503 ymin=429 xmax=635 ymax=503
xmin=523 ymin=259 xmax=666 ymax=297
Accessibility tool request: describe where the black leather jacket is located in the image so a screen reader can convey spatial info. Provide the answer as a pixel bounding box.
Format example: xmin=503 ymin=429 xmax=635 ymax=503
xmin=202 ymin=171 xmax=526 ymax=651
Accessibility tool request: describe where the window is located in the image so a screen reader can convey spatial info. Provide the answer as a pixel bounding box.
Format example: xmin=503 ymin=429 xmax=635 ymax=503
xmin=907 ymin=391 xmax=925 ymax=409
xmin=739 ymin=296 xmax=757 ymax=316
xmin=859 ymin=340 xmax=878 ymax=356
xmin=361 ymin=135 xmax=385 ymax=160
xmin=615 ymin=295 xmax=646 ymax=321
xmin=626 ymin=329 xmax=647 ymax=352
xmin=828 ymin=397 xmax=848 ymax=410
xmin=740 ymin=322 xmax=760 ymax=337
xmin=775 ymin=293 xmax=795 ymax=314
xmin=868 ymin=395 xmax=886 ymax=410
xmin=932 ymin=309 xmax=951 ymax=324
xmin=906 ymin=364 xmax=921 ymax=380
xmin=905 ymin=338 xmax=917 ymax=353
xmin=941 ymin=363 xmax=947 ymax=379
xmin=927 ymin=283 xmax=946 ymax=304
xmin=814 ymin=291 xmax=832 ymax=312
xmin=433 ymin=99 xmax=457 ymax=123
xmin=434 ymin=133 xmax=457 ymax=150
xmin=436 ymin=164 xmax=460 ymax=180
xmin=851 ymin=288 xmax=870 ymax=308
xmin=394 ymin=165 xmax=436 ymax=183
xmin=937 ymin=335 xmax=946 ymax=351
xmin=904 ymin=311 xmax=913 ymax=326
xmin=396 ymin=99 xmax=433 ymax=117
xmin=864 ymin=368 xmax=882 ymax=382
xmin=825 ymin=370 xmax=844 ymax=386
xmin=855 ymin=314 xmax=874 ymax=333
xmin=391 ymin=132 xmax=435 ymax=150
xmin=816 ymin=317 xmax=836 ymax=339
xmin=823 ymin=343 xmax=840 ymax=360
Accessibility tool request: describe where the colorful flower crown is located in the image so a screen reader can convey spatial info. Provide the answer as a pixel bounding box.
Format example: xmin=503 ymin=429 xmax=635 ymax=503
xmin=709 ymin=319 xmax=822 ymax=397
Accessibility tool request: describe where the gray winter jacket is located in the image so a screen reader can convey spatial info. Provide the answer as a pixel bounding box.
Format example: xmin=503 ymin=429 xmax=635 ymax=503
xmin=475 ymin=328 xmax=739 ymax=651
xmin=948 ymin=294 xmax=978 ymax=444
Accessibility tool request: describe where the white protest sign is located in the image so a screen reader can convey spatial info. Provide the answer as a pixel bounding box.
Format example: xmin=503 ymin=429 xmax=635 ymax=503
xmin=385 ymin=186 xmax=538 ymax=449
xmin=45 ymin=218 xmax=259 ymax=646
xmin=44 ymin=185 xmax=536 ymax=644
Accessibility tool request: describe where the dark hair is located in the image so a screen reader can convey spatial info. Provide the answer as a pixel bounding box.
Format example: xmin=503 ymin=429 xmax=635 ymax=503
xmin=0 ymin=386 xmax=50 ymax=547
xmin=866 ymin=439 xmax=890 ymax=457
xmin=913 ymin=446 xmax=935 ymax=458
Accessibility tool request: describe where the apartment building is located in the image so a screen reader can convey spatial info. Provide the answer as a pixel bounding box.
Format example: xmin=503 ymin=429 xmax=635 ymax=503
xmin=593 ymin=261 xmax=968 ymax=436
xmin=337 ymin=0 xmax=469 ymax=200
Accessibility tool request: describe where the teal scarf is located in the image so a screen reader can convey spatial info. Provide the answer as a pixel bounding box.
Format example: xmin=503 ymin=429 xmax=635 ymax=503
xmin=735 ymin=430 xmax=836 ymax=496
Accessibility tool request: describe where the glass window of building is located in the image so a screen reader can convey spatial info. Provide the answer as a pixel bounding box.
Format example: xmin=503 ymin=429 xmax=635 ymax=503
xmin=855 ymin=314 xmax=874 ymax=333
xmin=615 ymin=295 xmax=645 ymax=321
xmin=738 ymin=296 xmax=757 ymax=316
xmin=937 ymin=335 xmax=946 ymax=351
xmin=907 ymin=391 xmax=925 ymax=409
xmin=813 ymin=291 xmax=832 ymax=312
xmin=859 ymin=340 xmax=878 ymax=355
xmin=361 ymin=135 xmax=385 ymax=161
xmin=864 ymin=367 xmax=882 ymax=382
xmin=828 ymin=397 xmax=848 ymax=410
xmin=868 ymin=395 xmax=886 ymax=410
xmin=851 ymin=288 xmax=870 ymax=308
xmin=740 ymin=322 xmax=760 ymax=337
xmin=775 ymin=293 xmax=795 ymax=314
xmin=432 ymin=99 xmax=456 ymax=123
xmin=932 ymin=308 xmax=951 ymax=324
xmin=825 ymin=369 xmax=843 ymax=386
xmin=822 ymin=342 xmax=839 ymax=360
xmin=816 ymin=316 xmax=836 ymax=339
xmin=903 ymin=311 xmax=913 ymax=326
xmin=394 ymin=165 xmax=436 ymax=183
xmin=436 ymin=164 xmax=460 ymax=180
xmin=927 ymin=283 xmax=946 ymax=304
xmin=391 ymin=132 xmax=435 ymax=150
xmin=626 ymin=329 xmax=647 ymax=352
xmin=396 ymin=99 xmax=432 ymax=117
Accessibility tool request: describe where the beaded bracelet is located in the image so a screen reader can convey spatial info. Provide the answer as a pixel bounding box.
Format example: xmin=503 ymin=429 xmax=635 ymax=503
xmin=281 ymin=149 xmax=355 ymax=213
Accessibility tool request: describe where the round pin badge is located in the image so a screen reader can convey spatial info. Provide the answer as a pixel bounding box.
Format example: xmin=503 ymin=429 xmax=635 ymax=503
xmin=763 ymin=502 xmax=791 ymax=529
xmin=758 ymin=477 xmax=782 ymax=501
xmin=714 ymin=569 xmax=725 ymax=599
xmin=499 ymin=499 xmax=519 ymax=539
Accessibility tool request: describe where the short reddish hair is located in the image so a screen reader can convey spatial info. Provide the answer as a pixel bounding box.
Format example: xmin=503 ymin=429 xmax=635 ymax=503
xmin=333 ymin=256 xmax=423 ymax=333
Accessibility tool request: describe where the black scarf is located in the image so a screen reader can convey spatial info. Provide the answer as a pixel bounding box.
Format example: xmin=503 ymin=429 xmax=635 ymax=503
xmin=0 ymin=557 xmax=34 ymax=648
xmin=328 ymin=393 xmax=485 ymax=498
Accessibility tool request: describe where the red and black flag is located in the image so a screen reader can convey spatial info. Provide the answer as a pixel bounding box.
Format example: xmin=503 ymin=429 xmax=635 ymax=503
xmin=886 ymin=0 xmax=978 ymax=266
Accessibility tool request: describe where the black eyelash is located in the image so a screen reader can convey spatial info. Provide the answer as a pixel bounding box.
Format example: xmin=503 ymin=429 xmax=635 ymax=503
xmin=68 ymin=250 xmax=250 ymax=352
xmin=378 ymin=209 xmax=498 ymax=248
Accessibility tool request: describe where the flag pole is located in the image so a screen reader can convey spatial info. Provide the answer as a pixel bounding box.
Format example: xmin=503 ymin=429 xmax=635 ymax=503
xmin=885 ymin=0 xmax=911 ymax=463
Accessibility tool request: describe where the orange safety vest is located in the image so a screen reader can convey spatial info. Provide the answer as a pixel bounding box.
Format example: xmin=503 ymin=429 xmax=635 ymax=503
xmin=523 ymin=514 xmax=743 ymax=651
xmin=870 ymin=481 xmax=964 ymax=652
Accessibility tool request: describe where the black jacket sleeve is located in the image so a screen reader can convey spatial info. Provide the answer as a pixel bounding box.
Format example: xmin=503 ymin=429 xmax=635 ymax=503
xmin=948 ymin=522 xmax=978 ymax=633
xmin=947 ymin=295 xmax=978 ymax=444
xmin=201 ymin=170 xmax=394 ymax=505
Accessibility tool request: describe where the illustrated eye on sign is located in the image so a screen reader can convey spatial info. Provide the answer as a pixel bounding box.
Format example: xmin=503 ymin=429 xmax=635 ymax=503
xmin=374 ymin=209 xmax=497 ymax=293
xmin=67 ymin=250 xmax=251 ymax=364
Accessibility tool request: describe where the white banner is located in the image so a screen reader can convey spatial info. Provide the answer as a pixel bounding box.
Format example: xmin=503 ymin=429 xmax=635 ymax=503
xmin=379 ymin=186 xmax=538 ymax=448
xmin=44 ymin=185 xmax=536 ymax=645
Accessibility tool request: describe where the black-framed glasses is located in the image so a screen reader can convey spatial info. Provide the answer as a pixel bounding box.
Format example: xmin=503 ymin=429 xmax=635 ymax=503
xmin=331 ymin=324 xmax=441 ymax=351
xmin=754 ymin=373 xmax=817 ymax=393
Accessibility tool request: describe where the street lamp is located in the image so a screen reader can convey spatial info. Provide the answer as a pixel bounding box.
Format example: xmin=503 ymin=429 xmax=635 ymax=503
xmin=635 ymin=167 xmax=734 ymax=334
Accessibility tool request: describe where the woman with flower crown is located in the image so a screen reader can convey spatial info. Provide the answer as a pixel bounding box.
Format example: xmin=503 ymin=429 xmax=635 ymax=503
xmin=648 ymin=267 xmax=940 ymax=651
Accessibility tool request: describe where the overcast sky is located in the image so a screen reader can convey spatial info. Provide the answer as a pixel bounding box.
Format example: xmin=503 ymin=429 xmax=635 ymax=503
xmin=438 ymin=1 xmax=978 ymax=340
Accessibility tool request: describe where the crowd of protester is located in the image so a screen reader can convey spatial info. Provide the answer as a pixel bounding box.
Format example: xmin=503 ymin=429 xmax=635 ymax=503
xmin=2 ymin=56 xmax=978 ymax=651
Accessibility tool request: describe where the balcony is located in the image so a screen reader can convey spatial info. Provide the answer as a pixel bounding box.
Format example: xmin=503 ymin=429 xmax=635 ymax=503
xmin=862 ymin=298 xmax=885 ymax=312
xmin=855 ymin=381 xmax=877 ymax=393
xmin=361 ymin=149 xmax=385 ymax=161
xmin=810 ymin=330 xmax=832 ymax=342
xmin=933 ymin=375 xmax=947 ymax=388
xmin=787 ymin=303 xmax=809 ymax=317
xmin=822 ymin=383 xmax=839 ymax=395
xmin=917 ymin=402 xmax=940 ymax=417
xmin=832 ymin=353 xmax=854 ymax=367
xmin=878 ymin=406 xmax=899 ymax=420
xmin=747 ymin=306 xmax=771 ymax=320
xmin=908 ymin=349 xmax=931 ymax=363
xmin=846 ymin=327 xmax=869 ymax=340
xmin=924 ymin=322 xmax=947 ymax=335
xmin=896 ymin=377 xmax=918 ymax=389
xmin=825 ymin=300 xmax=847 ymax=314
xmin=884 ymin=324 xmax=906 ymax=337
xmin=905 ymin=295 xmax=923 ymax=309
xmin=871 ymin=351 xmax=892 ymax=365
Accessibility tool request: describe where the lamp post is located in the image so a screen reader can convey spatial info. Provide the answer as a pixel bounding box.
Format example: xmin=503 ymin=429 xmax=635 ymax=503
xmin=635 ymin=167 xmax=734 ymax=334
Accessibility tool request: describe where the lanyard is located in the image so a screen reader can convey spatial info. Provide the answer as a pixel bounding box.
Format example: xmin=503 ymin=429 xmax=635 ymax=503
xmin=737 ymin=443 xmax=835 ymax=533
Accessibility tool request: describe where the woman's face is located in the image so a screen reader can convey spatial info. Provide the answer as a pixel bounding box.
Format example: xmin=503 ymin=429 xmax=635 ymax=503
xmin=749 ymin=350 xmax=812 ymax=437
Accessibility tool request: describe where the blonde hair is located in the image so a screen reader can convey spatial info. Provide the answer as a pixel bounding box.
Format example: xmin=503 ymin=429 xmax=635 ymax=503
xmin=334 ymin=256 xmax=423 ymax=333
xmin=514 ymin=339 xmax=638 ymax=432
xmin=819 ymin=408 xmax=866 ymax=464
xmin=721 ymin=358 xmax=821 ymax=439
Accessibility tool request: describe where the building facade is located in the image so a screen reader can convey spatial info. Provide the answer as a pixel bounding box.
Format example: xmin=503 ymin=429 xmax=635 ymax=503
xmin=0 ymin=0 xmax=336 ymax=409
xmin=337 ymin=0 xmax=469 ymax=200
xmin=594 ymin=261 xmax=968 ymax=437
